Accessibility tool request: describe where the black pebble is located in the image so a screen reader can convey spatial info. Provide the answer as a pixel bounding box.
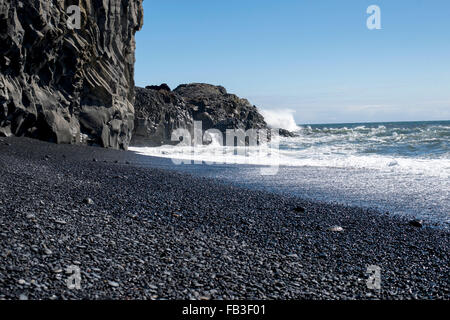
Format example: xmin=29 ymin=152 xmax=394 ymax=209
xmin=409 ymin=219 xmax=424 ymax=228
xmin=293 ymin=206 xmax=306 ymax=213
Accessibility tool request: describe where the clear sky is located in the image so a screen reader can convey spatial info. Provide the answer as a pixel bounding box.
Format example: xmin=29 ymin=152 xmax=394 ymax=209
xmin=135 ymin=0 xmax=450 ymax=124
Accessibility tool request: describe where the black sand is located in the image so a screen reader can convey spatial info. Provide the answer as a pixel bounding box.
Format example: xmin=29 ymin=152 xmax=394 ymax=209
xmin=0 ymin=137 xmax=448 ymax=299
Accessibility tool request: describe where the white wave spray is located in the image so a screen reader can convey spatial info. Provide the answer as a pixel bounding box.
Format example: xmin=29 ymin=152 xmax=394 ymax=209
xmin=259 ymin=109 xmax=300 ymax=132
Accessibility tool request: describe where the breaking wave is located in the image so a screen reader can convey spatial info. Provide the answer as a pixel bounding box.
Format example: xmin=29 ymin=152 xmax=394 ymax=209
xmin=130 ymin=121 xmax=450 ymax=178
xmin=259 ymin=109 xmax=300 ymax=132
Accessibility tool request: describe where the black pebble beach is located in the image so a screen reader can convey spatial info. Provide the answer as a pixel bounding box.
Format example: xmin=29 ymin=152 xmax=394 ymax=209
xmin=0 ymin=137 xmax=448 ymax=299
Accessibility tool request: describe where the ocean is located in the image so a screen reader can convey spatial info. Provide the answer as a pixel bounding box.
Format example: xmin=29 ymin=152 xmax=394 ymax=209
xmin=130 ymin=120 xmax=450 ymax=229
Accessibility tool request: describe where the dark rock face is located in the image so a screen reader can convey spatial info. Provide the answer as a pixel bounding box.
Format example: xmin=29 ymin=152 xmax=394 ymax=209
xmin=0 ymin=0 xmax=143 ymax=149
xmin=131 ymin=86 xmax=193 ymax=147
xmin=174 ymin=83 xmax=267 ymax=132
xmin=145 ymin=83 xmax=171 ymax=92
xmin=279 ymin=128 xmax=297 ymax=137
xmin=132 ymin=83 xmax=276 ymax=147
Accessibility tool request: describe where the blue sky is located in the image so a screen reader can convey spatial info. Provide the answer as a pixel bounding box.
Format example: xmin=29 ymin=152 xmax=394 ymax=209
xmin=135 ymin=0 xmax=450 ymax=124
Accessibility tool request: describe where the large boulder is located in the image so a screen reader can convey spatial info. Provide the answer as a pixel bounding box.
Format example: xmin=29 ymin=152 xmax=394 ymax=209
xmin=0 ymin=0 xmax=143 ymax=149
xmin=131 ymin=86 xmax=193 ymax=147
xmin=174 ymin=83 xmax=268 ymax=132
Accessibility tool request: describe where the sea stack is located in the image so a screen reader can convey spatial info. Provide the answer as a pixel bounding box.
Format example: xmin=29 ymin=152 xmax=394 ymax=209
xmin=132 ymin=83 xmax=279 ymax=147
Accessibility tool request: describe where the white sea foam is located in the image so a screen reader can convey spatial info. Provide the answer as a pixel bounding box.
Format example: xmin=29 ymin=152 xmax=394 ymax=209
xmin=130 ymin=143 xmax=449 ymax=179
xmin=259 ymin=109 xmax=300 ymax=132
xmin=130 ymin=121 xmax=450 ymax=179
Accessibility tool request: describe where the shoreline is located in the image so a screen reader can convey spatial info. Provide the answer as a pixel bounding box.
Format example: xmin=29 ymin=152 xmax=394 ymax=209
xmin=130 ymin=147 xmax=449 ymax=230
xmin=0 ymin=137 xmax=448 ymax=299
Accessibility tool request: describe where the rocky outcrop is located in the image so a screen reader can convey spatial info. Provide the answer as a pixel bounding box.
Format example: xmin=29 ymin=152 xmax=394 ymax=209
xmin=131 ymin=86 xmax=193 ymax=147
xmin=279 ymin=128 xmax=296 ymax=137
xmin=174 ymin=83 xmax=268 ymax=132
xmin=145 ymin=83 xmax=171 ymax=92
xmin=0 ymin=0 xmax=143 ymax=149
xmin=132 ymin=83 xmax=275 ymax=147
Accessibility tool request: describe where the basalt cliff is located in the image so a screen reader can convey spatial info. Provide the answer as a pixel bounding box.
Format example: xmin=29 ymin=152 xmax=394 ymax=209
xmin=0 ymin=2 xmax=291 ymax=150
xmin=0 ymin=0 xmax=143 ymax=149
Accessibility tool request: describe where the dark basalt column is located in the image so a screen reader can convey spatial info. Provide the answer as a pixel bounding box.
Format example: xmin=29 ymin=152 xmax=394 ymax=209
xmin=0 ymin=0 xmax=143 ymax=149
